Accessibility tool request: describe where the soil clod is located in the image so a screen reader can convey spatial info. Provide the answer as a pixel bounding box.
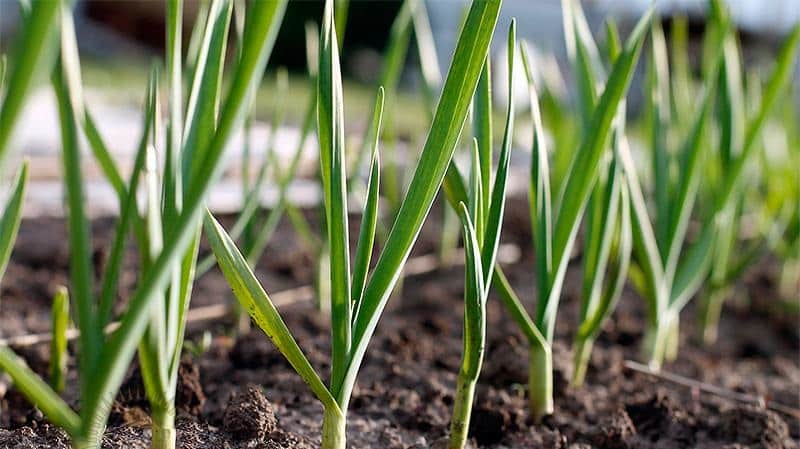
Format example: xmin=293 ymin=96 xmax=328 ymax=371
xmin=223 ymin=385 xmax=277 ymax=441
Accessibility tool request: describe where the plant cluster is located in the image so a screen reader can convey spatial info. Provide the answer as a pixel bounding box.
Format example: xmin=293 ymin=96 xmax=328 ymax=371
xmin=0 ymin=0 xmax=797 ymax=448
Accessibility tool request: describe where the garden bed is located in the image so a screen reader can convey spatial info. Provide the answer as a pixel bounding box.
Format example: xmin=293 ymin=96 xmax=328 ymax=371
xmin=1 ymin=200 xmax=797 ymax=449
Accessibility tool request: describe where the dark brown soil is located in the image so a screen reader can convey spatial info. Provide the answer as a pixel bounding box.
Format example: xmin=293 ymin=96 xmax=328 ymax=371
xmin=0 ymin=199 xmax=798 ymax=448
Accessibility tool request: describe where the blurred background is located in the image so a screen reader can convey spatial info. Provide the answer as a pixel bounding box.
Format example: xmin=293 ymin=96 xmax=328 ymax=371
xmin=0 ymin=0 xmax=798 ymax=217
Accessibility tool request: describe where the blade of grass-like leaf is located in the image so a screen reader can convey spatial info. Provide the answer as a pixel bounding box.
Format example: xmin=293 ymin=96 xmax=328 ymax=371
xmin=703 ymin=0 xmax=729 ymax=79
xmin=169 ymin=232 xmax=200 ymax=380
xmin=718 ymin=35 xmax=745 ymax=167
xmin=96 ymin=84 xmax=155 ymax=327
xmin=319 ymin=0 xmax=352 ymax=397
xmin=581 ymin=181 xmax=603 ymax=314
xmin=660 ymin=23 xmax=726 ymax=289
xmin=543 ymin=9 xmax=651 ymax=339
xmin=203 ymin=211 xmax=338 ymax=410
xmin=0 ymin=161 xmax=28 ymax=285
xmin=83 ymin=112 xmax=126 ymax=199
xmin=0 ymin=0 xmax=59 ymax=160
xmin=443 ymin=163 xmax=470 ymax=212
xmin=553 ymin=8 xmax=650 ymax=266
xmin=183 ymin=0 xmax=233 ymax=180
xmin=419 ymin=10 xmax=538 ymax=354
xmin=520 ymin=40 xmax=553 ymax=313
xmin=83 ymin=0 xmax=287 ymax=431
xmin=164 ymin=0 xmax=184 ymax=221
xmin=458 ymin=202 xmax=486 ymax=373
xmin=563 ymin=0 xmax=604 ymax=131
xmin=0 ymin=347 xmax=81 ymax=435
xmin=468 ymin=139 xmax=483 ymax=237
xmin=138 ymin=134 xmax=171 ymax=406
xmin=345 ymin=0 xmax=502 ymax=410
xmin=53 ymin=53 xmax=98 ymax=381
xmin=649 ymin=19 xmax=672 ymax=258
xmin=618 ymin=134 xmax=664 ymax=321
xmin=561 ymin=0 xmax=602 ymax=76
xmin=670 ymin=15 xmax=692 ymax=126
xmin=334 ymin=0 xmax=349 ymax=48
xmin=351 ymin=88 xmax=384 ymax=311
xmin=186 ymin=0 xmax=210 ymax=82
xmin=580 ymin=158 xmax=621 ymax=322
xmin=473 ymin=55 xmax=492 ymax=218
xmin=669 ymin=227 xmax=714 ymax=311
xmin=604 ymin=18 xmax=621 ymax=63
xmin=714 ymin=25 xmax=800 ymax=213
xmin=577 ymin=159 xmax=630 ymax=339
xmin=662 ymin=82 xmax=715 ymax=286
xmin=571 ymin=18 xmax=599 ymax=129
xmin=449 ymin=201 xmax=485 ymax=449
xmin=480 ymin=19 xmax=515 ymax=285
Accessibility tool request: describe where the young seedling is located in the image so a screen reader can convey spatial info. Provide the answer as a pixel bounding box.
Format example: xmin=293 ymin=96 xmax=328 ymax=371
xmin=0 ymin=1 xmax=288 ymax=448
xmin=50 ymin=286 xmax=70 ymax=394
xmin=696 ymin=21 xmax=799 ymax=345
xmin=568 ymin=18 xmax=633 ymax=388
xmin=449 ymin=200 xmax=487 ymax=449
xmin=203 ymin=1 xmax=501 ymax=447
xmin=429 ymin=0 xmax=649 ymax=421
xmin=449 ymin=21 xmax=515 ymax=449
xmin=509 ymin=9 xmax=649 ymax=420
xmin=619 ymin=6 xmax=800 ymax=367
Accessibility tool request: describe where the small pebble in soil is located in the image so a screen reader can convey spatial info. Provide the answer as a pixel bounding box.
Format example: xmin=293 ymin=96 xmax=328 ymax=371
xmin=223 ymin=385 xmax=277 ymax=441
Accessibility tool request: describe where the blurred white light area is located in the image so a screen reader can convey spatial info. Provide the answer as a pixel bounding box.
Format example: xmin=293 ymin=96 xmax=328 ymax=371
xmin=592 ymin=0 xmax=800 ymax=35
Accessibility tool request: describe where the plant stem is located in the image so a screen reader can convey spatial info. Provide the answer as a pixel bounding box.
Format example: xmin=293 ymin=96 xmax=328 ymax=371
xmin=664 ymin=315 xmax=679 ymax=362
xmin=699 ymin=288 xmax=726 ymax=346
xmin=151 ymin=406 xmax=176 ymax=449
xmin=448 ymin=375 xmax=477 ymax=449
xmin=642 ymin=313 xmax=674 ymax=371
xmin=528 ymin=341 xmax=553 ymax=422
xmin=570 ymin=337 xmax=594 ymax=388
xmin=72 ymin=434 xmax=101 ymax=449
xmin=321 ymin=406 xmax=346 ymax=449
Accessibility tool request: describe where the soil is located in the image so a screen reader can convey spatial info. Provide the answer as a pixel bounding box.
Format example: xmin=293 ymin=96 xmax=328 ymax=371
xmin=0 ymin=198 xmax=798 ymax=448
